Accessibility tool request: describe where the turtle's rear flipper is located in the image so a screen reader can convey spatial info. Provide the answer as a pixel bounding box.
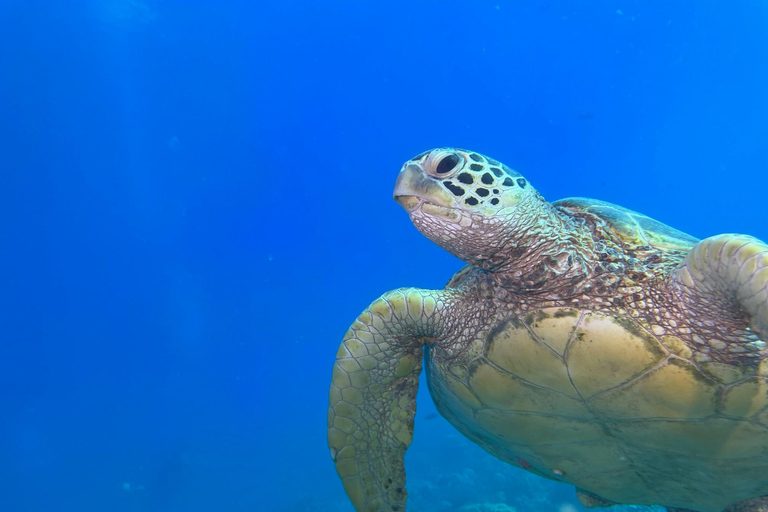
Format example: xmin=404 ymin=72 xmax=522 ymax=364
xmin=329 ymin=288 xmax=445 ymax=512
xmin=671 ymin=234 xmax=768 ymax=350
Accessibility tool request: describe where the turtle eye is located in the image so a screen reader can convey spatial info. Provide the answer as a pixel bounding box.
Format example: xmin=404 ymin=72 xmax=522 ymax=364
xmin=425 ymin=149 xmax=464 ymax=178
xmin=436 ymin=153 xmax=461 ymax=175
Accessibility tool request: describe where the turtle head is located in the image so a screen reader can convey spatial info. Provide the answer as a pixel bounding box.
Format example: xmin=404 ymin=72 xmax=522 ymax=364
xmin=394 ymin=148 xmax=550 ymax=270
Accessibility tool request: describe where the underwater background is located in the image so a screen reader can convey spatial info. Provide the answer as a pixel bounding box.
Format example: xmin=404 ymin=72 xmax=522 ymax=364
xmin=3 ymin=1 xmax=768 ymax=511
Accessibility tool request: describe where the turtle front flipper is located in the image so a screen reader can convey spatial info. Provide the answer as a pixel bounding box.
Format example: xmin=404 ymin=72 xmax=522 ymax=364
xmin=329 ymin=287 xmax=447 ymax=512
xmin=671 ymin=234 xmax=768 ymax=343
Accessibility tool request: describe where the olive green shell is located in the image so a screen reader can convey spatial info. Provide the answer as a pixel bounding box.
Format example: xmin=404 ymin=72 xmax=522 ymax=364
xmin=554 ymin=197 xmax=699 ymax=252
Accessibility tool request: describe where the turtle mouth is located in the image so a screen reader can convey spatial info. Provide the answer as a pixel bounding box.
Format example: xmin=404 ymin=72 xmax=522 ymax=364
xmin=394 ymin=194 xmax=421 ymax=212
xmin=394 ymin=194 xmax=462 ymax=223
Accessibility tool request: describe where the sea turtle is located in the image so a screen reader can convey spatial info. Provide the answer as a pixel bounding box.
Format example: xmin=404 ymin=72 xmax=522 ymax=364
xmin=328 ymin=148 xmax=768 ymax=512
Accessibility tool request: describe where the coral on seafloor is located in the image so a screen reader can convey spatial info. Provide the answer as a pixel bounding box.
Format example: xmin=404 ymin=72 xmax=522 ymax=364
xmin=460 ymin=503 xmax=517 ymax=512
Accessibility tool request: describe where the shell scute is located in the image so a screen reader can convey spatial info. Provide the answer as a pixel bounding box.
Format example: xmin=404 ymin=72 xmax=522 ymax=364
xmin=566 ymin=312 xmax=667 ymax=398
xmin=553 ymin=197 xmax=699 ymax=251
xmin=587 ymin=358 xmax=720 ymax=419
xmin=485 ymin=314 xmax=579 ymax=398
xmin=611 ymin=418 xmax=768 ymax=459
xmin=722 ymin=377 xmax=768 ymax=417
xmin=466 ymin=360 xmax=591 ymax=419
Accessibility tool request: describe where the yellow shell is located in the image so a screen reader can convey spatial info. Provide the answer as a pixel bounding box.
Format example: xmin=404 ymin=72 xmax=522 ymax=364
xmin=428 ymin=307 xmax=768 ymax=512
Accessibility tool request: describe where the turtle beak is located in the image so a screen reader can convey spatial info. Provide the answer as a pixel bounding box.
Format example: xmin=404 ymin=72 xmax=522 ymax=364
xmin=393 ymin=163 xmax=452 ymax=212
xmin=393 ymin=194 xmax=421 ymax=212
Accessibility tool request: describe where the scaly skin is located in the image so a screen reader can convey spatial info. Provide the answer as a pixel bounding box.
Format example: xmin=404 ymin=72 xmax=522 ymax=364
xmin=330 ymin=148 xmax=768 ymax=512
xmin=328 ymin=288 xmax=452 ymax=512
xmin=671 ymin=234 xmax=768 ymax=344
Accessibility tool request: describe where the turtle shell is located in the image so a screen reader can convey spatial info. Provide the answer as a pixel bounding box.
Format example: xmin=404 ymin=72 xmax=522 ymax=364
xmin=554 ymin=197 xmax=699 ymax=252
xmin=426 ymin=307 xmax=768 ymax=512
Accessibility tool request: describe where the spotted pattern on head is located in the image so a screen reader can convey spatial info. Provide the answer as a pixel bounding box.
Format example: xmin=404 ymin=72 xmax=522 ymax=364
xmin=411 ymin=148 xmax=528 ymax=212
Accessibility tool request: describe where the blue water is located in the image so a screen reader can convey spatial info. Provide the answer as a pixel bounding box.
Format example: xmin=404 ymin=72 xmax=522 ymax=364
xmin=2 ymin=1 xmax=767 ymax=511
